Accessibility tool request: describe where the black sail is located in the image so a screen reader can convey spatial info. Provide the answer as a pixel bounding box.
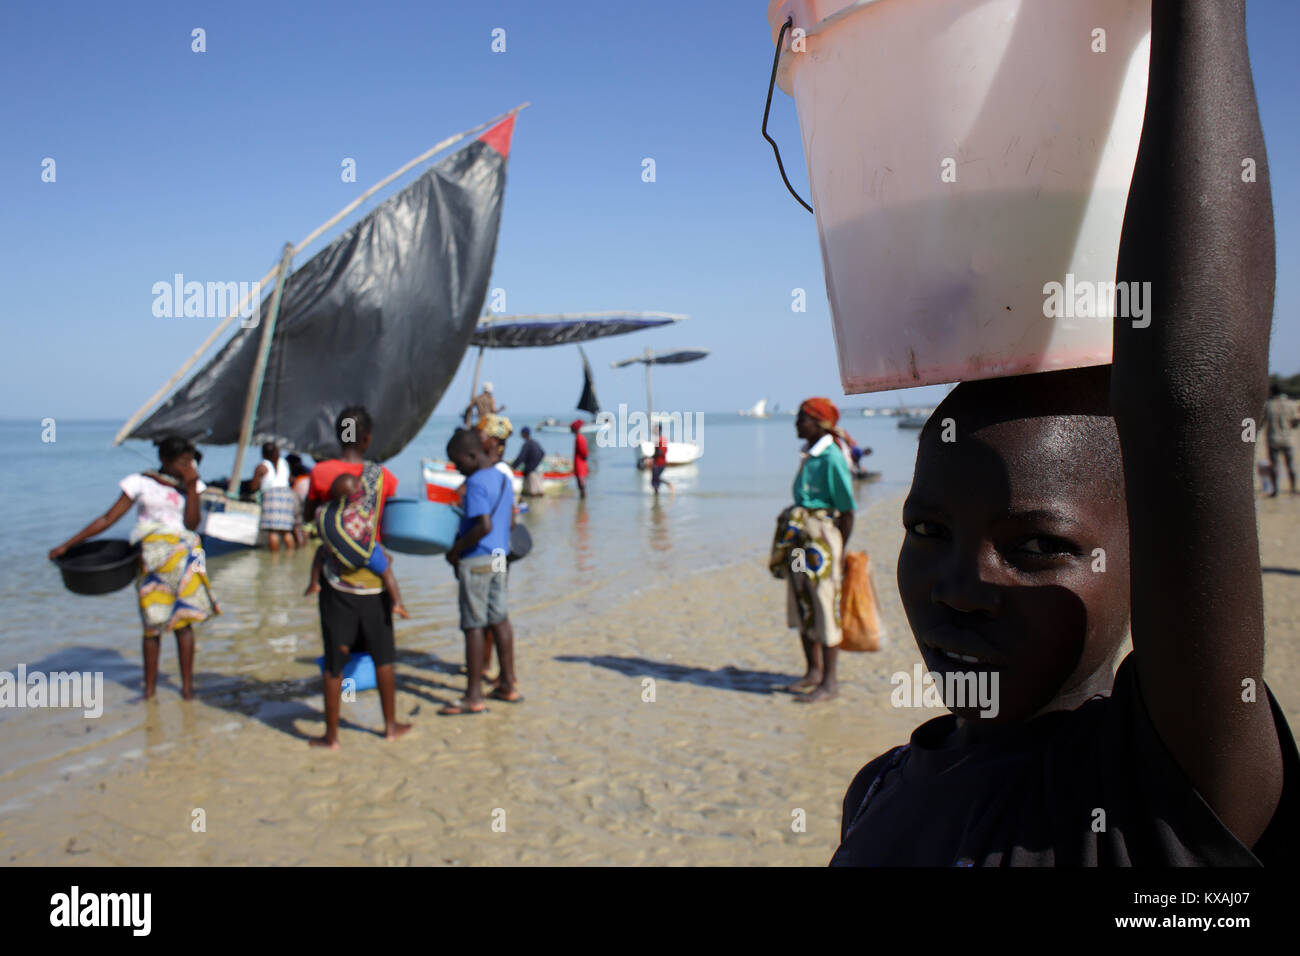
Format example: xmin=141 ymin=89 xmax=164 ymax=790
xmin=130 ymin=118 xmax=515 ymax=462
xmin=576 ymin=345 xmax=600 ymax=415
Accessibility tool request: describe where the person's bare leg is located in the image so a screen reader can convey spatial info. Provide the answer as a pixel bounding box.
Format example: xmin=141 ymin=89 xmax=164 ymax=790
xmin=375 ymin=663 xmax=411 ymax=740
xmin=310 ymin=672 xmax=342 ymax=748
xmin=466 ymin=628 xmax=487 ymax=706
xmin=267 ymin=532 xmax=281 ymax=553
xmin=282 ymin=531 xmax=296 ymax=552
xmin=490 ymin=618 xmax=519 ymax=700
xmin=483 ymin=627 xmax=497 ymax=684
xmin=785 ymin=635 xmax=822 ymax=693
xmin=142 ymin=635 xmax=160 ymax=699
xmin=174 ymin=626 xmax=195 ymax=700
xmin=799 ymin=645 xmax=839 ymax=703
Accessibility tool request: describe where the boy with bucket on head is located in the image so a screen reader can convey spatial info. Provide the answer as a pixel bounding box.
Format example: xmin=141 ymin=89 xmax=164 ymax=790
xmin=831 ymin=2 xmax=1296 ymax=865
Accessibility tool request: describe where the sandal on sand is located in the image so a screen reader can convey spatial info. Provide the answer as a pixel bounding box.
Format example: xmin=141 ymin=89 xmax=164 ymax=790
xmin=488 ymin=688 xmax=524 ymax=704
xmin=438 ymin=700 xmax=488 ymax=716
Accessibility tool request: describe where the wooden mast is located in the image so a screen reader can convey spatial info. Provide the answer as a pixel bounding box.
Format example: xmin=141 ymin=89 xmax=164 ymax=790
xmin=228 ymin=242 xmax=294 ymax=498
xmin=644 ymin=347 xmax=655 ymax=432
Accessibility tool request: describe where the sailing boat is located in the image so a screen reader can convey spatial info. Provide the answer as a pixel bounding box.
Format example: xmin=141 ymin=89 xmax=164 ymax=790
xmin=739 ymin=397 xmax=769 ymax=418
xmin=114 ymin=107 xmax=525 ymax=554
xmin=423 ymin=312 xmax=684 ymax=500
xmin=611 ymin=347 xmax=709 ymax=466
xmin=537 ymin=346 xmax=601 ymax=433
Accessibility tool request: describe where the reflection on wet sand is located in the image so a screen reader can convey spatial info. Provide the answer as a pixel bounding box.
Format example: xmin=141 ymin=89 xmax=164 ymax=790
xmin=649 ymin=500 xmax=670 ymax=553
xmin=574 ymin=500 xmax=593 ymax=574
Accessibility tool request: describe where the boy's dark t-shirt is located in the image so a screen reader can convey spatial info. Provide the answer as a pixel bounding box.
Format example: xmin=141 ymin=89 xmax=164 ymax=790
xmin=832 ymin=654 xmax=1298 ymax=866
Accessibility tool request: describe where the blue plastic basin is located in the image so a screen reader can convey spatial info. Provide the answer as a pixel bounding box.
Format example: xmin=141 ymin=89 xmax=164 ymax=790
xmin=315 ymin=652 xmax=377 ymax=691
xmin=380 ymin=498 xmax=462 ymax=555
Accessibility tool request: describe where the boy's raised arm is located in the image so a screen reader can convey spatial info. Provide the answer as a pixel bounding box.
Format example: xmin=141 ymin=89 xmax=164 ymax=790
xmin=1113 ymin=0 xmax=1281 ymax=845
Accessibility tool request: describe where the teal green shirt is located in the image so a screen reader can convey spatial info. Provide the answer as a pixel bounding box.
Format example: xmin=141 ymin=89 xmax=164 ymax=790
xmin=793 ymin=436 xmax=857 ymax=512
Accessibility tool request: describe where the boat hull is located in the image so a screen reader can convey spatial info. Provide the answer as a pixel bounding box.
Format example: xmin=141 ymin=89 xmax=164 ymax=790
xmin=636 ymin=441 xmax=702 ymax=466
xmin=422 ymin=457 xmax=573 ymax=504
xmin=538 ymin=424 xmax=600 ymax=435
xmin=198 ymin=491 xmax=260 ymax=556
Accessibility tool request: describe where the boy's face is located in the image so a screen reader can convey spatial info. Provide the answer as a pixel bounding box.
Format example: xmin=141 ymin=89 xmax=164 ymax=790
xmin=898 ymin=415 xmax=1130 ymax=726
xmin=450 ymin=444 xmax=485 ymax=476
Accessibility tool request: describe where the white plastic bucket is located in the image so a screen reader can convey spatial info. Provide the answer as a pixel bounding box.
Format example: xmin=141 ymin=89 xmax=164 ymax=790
xmin=767 ymin=0 xmax=1151 ymax=392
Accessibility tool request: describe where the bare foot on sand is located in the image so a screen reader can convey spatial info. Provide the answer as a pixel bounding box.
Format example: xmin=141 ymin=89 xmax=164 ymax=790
xmin=794 ymin=685 xmax=838 ymax=704
xmin=308 ymin=735 xmax=341 ymax=750
xmin=783 ymin=674 xmax=821 ymax=694
xmin=384 ymin=722 xmax=413 ymax=740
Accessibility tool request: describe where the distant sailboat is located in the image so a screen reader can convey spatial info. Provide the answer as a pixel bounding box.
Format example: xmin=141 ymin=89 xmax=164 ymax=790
xmin=460 ymin=311 xmax=684 ymax=436
xmin=739 ymin=397 xmax=770 ymax=418
xmin=612 ymin=347 xmax=709 ymax=466
xmin=576 ymin=345 xmax=599 ymax=417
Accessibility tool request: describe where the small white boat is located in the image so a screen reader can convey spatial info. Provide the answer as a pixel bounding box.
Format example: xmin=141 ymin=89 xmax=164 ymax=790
xmin=537 ymin=417 xmax=601 ymax=435
xmin=739 ymin=397 xmax=769 ymax=418
xmin=636 ymin=441 xmax=702 ymax=467
xmin=198 ymin=488 xmax=261 ymax=556
xmin=612 ymin=347 xmax=710 ymax=468
xmin=422 ymin=456 xmax=574 ymax=503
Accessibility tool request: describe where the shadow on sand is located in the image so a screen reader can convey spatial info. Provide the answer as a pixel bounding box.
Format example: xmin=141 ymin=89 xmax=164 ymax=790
xmin=22 ymin=645 xmax=473 ymax=742
xmin=554 ymin=654 xmax=792 ymax=696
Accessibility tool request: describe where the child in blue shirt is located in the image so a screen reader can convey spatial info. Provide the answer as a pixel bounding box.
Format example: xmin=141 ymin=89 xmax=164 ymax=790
xmin=441 ymin=428 xmax=519 ymax=713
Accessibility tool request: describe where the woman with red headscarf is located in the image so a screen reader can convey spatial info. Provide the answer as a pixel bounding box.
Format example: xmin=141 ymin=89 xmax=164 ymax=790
xmin=769 ymin=397 xmax=856 ymax=703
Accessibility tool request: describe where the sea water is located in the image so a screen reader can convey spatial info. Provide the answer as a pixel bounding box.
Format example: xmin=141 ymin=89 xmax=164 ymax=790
xmin=0 ymin=414 xmax=924 ymax=789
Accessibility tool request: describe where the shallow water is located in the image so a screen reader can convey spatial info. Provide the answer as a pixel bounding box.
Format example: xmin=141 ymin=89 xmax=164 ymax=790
xmin=0 ymin=413 xmax=922 ymax=799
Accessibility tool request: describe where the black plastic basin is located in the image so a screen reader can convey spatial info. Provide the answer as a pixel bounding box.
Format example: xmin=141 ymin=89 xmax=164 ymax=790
xmin=54 ymin=539 xmax=141 ymax=595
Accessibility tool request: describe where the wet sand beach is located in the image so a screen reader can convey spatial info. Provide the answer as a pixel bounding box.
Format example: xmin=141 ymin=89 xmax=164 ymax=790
xmin=3 ymin=490 xmax=1298 ymax=866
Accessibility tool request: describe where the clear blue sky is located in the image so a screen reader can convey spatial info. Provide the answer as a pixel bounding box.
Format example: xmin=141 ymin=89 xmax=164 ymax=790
xmin=3 ymin=0 xmax=1297 ymax=421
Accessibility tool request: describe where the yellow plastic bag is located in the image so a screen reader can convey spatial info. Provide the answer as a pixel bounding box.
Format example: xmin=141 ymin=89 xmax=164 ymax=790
xmin=840 ymin=551 xmax=883 ymax=652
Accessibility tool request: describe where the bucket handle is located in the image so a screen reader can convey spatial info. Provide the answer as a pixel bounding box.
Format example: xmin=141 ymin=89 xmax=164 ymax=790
xmin=762 ymin=16 xmax=813 ymax=214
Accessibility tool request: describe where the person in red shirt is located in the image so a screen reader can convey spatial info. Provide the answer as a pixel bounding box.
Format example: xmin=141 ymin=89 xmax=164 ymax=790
xmin=303 ymin=406 xmax=407 ymax=749
xmin=304 ymin=417 xmax=398 ymax=531
xmin=651 ymin=425 xmax=673 ymax=497
xmin=571 ymin=420 xmax=589 ymax=498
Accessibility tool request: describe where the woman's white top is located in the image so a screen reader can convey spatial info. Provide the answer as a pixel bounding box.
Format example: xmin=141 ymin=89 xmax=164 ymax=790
xmin=258 ymin=457 xmax=291 ymax=489
xmin=120 ymin=473 xmax=205 ymax=533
